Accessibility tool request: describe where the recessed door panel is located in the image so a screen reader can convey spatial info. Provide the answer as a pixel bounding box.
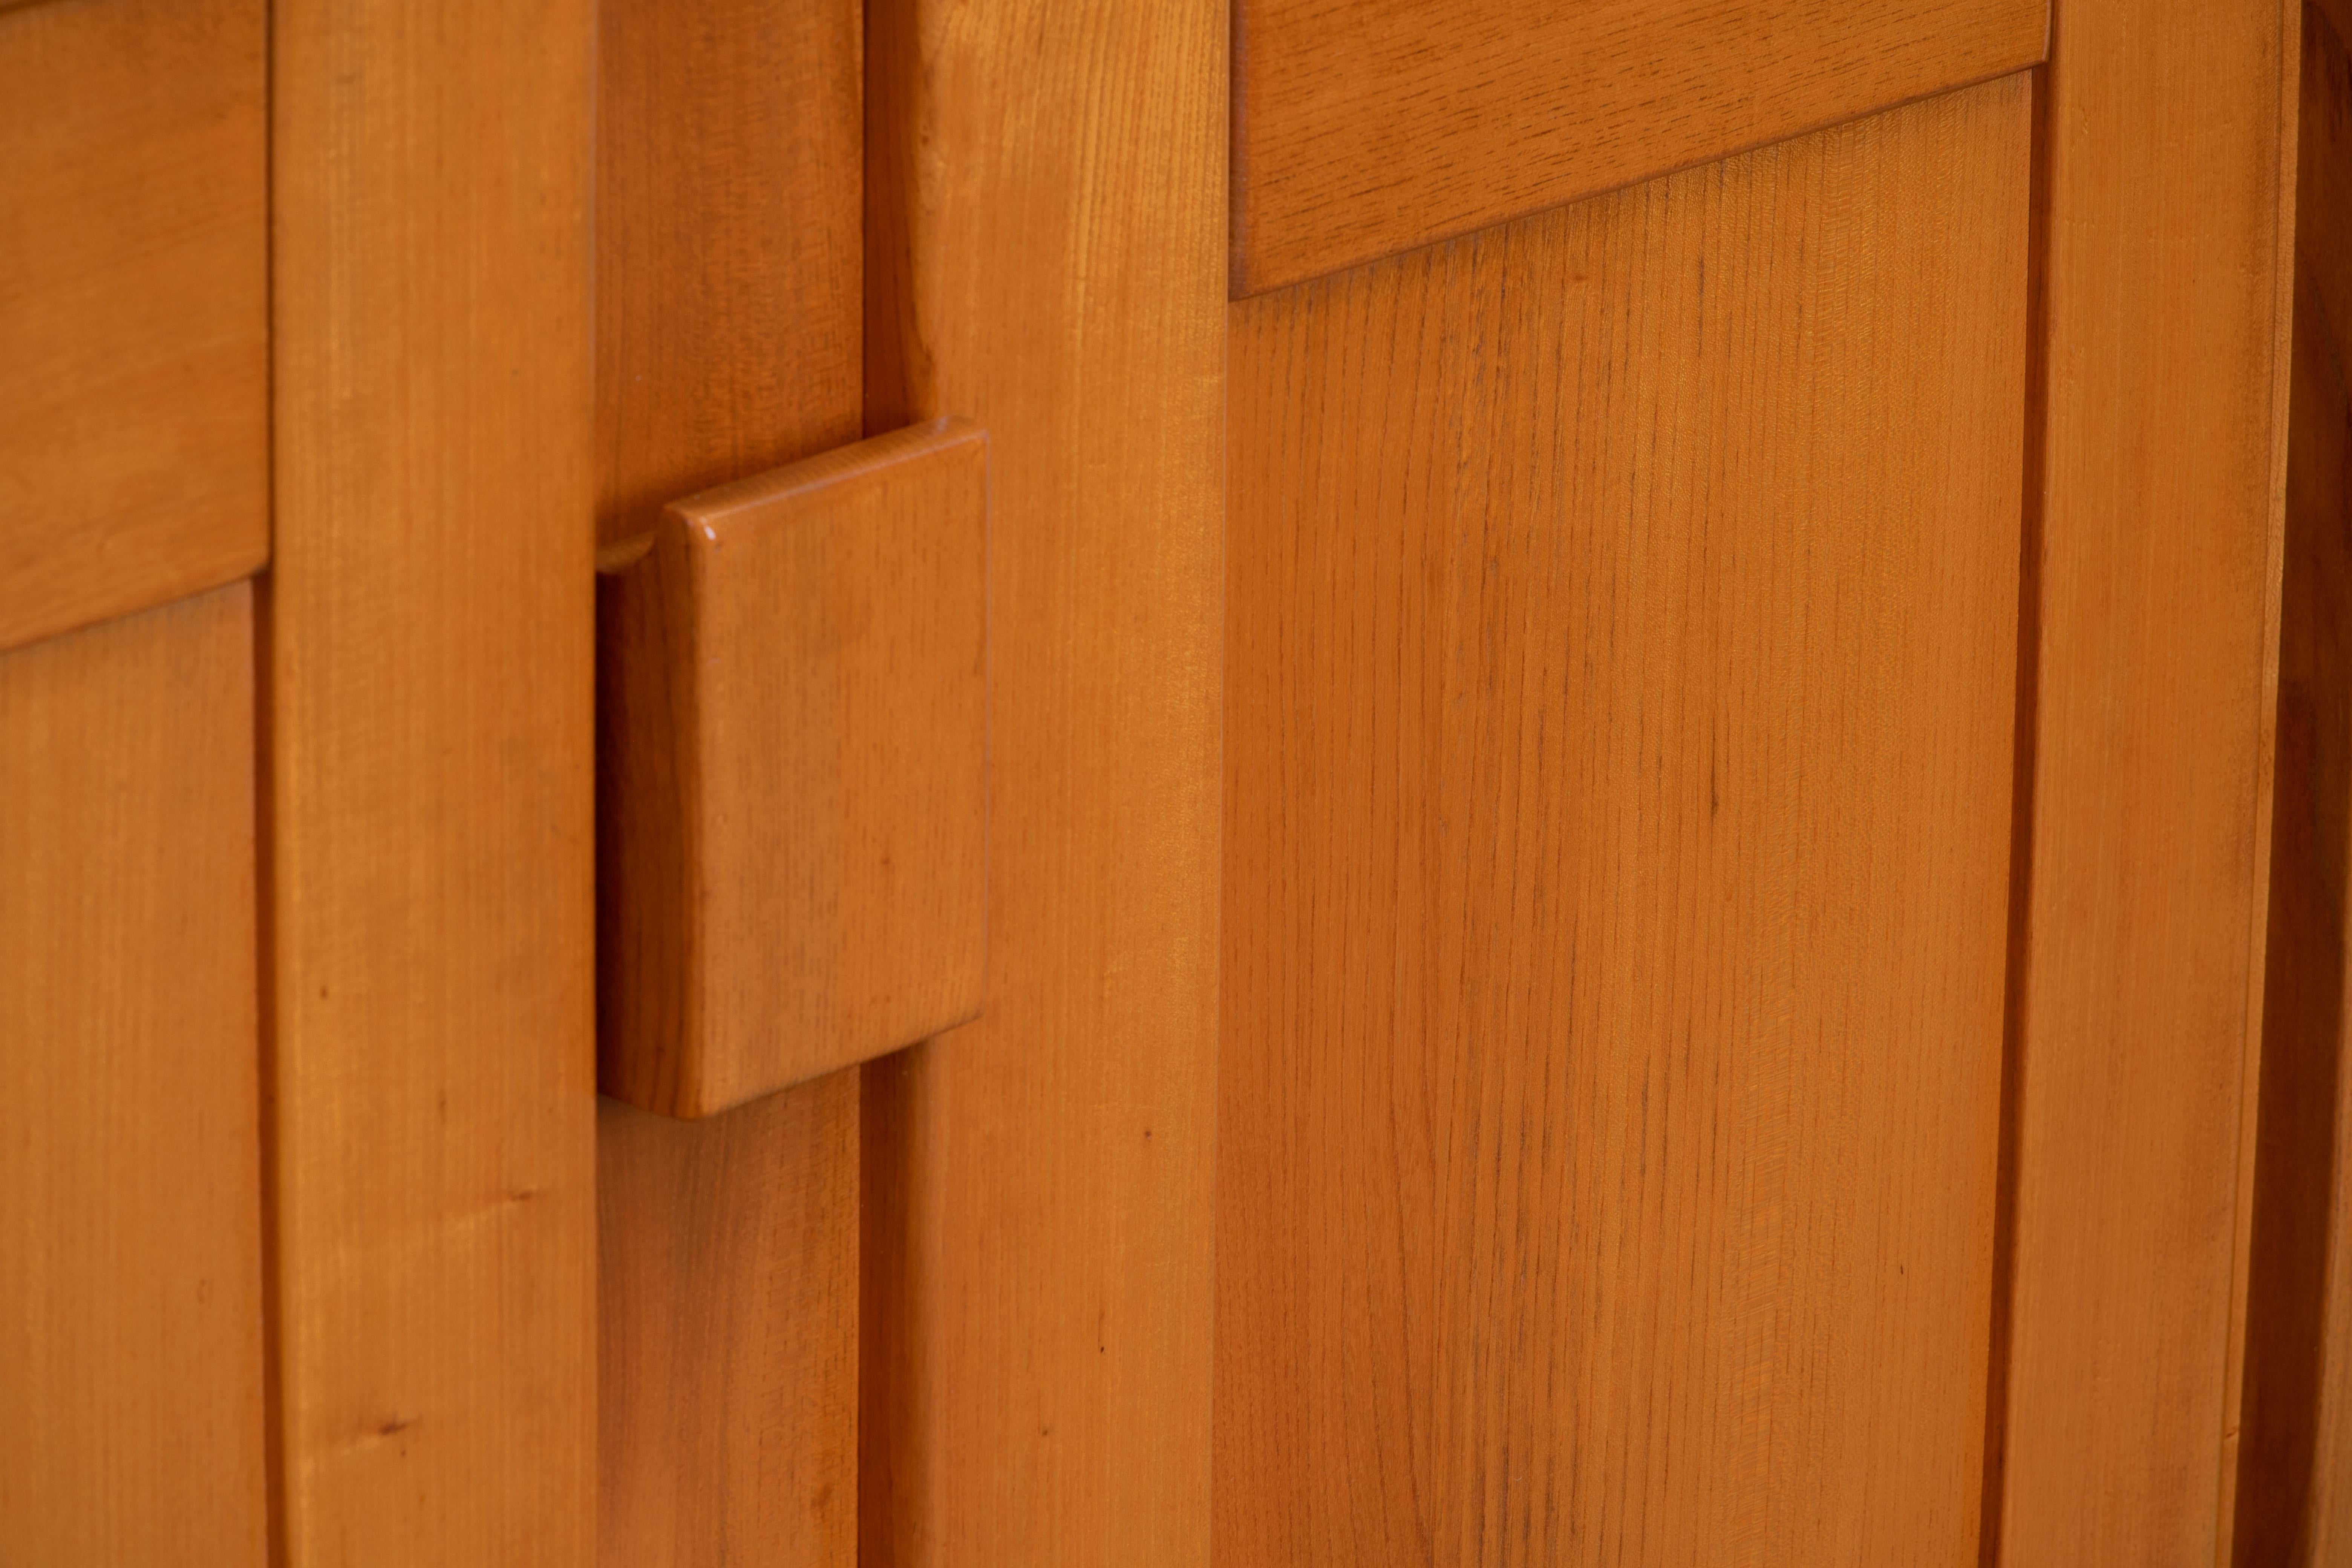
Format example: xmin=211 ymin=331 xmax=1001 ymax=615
xmin=1219 ymin=73 xmax=2030 ymax=1566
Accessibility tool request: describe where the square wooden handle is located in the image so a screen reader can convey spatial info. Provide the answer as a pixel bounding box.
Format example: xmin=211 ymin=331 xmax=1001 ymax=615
xmin=596 ymin=418 xmax=987 ymax=1118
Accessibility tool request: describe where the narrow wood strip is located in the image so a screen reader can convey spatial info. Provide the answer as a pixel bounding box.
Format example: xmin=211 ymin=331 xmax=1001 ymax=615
xmin=861 ymin=0 xmax=1225 ymax=1562
xmin=0 ymin=583 xmax=267 ymax=1564
xmin=1996 ymin=2 xmax=2299 ymax=1563
xmin=598 ymin=1082 xmax=858 ymax=1566
xmin=596 ymin=0 xmax=862 ymax=544
xmin=1231 ymin=0 xmax=2048 ymax=295
xmin=2233 ymin=5 xmax=2352 ymax=1559
xmin=0 ymin=0 xmax=268 ymax=654
xmin=268 ymin=1 xmax=597 ymax=1559
xmin=593 ymin=0 xmax=864 ymax=1560
xmin=1977 ymin=45 xmax=2061 ymax=1564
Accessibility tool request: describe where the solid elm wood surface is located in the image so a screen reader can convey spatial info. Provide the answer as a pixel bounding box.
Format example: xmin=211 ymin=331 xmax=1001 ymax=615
xmin=268 ymin=1 xmax=597 ymax=1559
xmin=596 ymin=0 xmax=861 ymax=544
xmin=1230 ymin=0 xmax=2048 ymax=295
xmin=1219 ymin=77 xmax=2029 ymax=1566
xmin=598 ymin=1078 xmax=858 ymax=1568
xmin=2234 ymin=7 xmax=2352 ymax=1560
xmin=597 ymin=419 xmax=987 ymax=1118
xmin=0 ymin=0 xmax=267 ymax=653
xmin=593 ymin=1 xmax=865 ymax=1559
xmin=0 ymin=583 xmax=266 ymax=1566
xmin=1992 ymin=3 xmax=2298 ymax=1564
xmin=860 ymin=0 xmax=1225 ymax=1563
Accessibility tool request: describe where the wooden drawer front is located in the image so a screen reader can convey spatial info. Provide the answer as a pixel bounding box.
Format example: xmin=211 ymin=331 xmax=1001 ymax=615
xmin=0 ymin=0 xmax=267 ymax=653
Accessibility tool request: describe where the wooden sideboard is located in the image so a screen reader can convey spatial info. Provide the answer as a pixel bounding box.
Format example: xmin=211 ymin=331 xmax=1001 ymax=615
xmin=2 ymin=1 xmax=2341 ymax=1564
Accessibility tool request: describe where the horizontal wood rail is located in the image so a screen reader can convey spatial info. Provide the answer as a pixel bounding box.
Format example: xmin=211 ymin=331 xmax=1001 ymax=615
xmin=1231 ymin=0 xmax=2049 ymax=296
xmin=0 ymin=0 xmax=267 ymax=653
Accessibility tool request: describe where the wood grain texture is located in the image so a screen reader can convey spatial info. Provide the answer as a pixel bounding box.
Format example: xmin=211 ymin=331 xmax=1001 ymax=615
xmin=269 ymin=1 xmax=596 ymax=1559
xmin=0 ymin=0 xmax=267 ymax=654
xmin=0 ymin=583 xmax=266 ymax=1566
xmin=2234 ymin=7 xmax=2352 ymax=1562
xmin=597 ymin=0 xmax=861 ymax=544
xmin=1219 ymin=76 xmax=2029 ymax=1566
xmin=598 ymin=1078 xmax=858 ymax=1567
xmin=859 ymin=1 xmax=1223 ymax=1564
xmin=595 ymin=0 xmax=865 ymax=1558
xmin=1994 ymin=3 xmax=2298 ymax=1565
xmin=598 ymin=420 xmax=986 ymax=1118
xmin=2323 ymin=0 xmax=2352 ymax=79
xmin=1230 ymin=0 xmax=2048 ymax=296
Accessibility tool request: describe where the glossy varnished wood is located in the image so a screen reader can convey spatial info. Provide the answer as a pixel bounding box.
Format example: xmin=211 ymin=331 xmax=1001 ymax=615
xmin=269 ymin=1 xmax=597 ymax=1559
xmin=1230 ymin=0 xmax=2047 ymax=295
xmin=596 ymin=0 xmax=861 ymax=544
xmin=598 ymin=1079 xmax=858 ymax=1567
xmin=0 ymin=0 xmax=267 ymax=652
xmin=2234 ymin=6 xmax=2352 ymax=1561
xmin=1994 ymin=5 xmax=2298 ymax=1563
xmin=598 ymin=420 xmax=986 ymax=1119
xmin=861 ymin=0 xmax=1225 ymax=1563
xmin=1220 ymin=77 xmax=2030 ymax=1565
xmin=0 ymin=583 xmax=266 ymax=1565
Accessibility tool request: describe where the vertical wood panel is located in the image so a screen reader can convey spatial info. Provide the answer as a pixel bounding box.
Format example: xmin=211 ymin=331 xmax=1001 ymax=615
xmin=860 ymin=0 xmax=1225 ymax=1564
xmin=2233 ymin=5 xmax=2352 ymax=1562
xmin=1217 ymin=77 xmax=2029 ymax=1567
xmin=269 ymin=1 xmax=597 ymax=1559
xmin=0 ymin=583 xmax=267 ymax=1566
xmin=1994 ymin=2 xmax=2298 ymax=1563
xmin=595 ymin=0 xmax=861 ymax=545
xmin=591 ymin=2 xmax=864 ymax=1563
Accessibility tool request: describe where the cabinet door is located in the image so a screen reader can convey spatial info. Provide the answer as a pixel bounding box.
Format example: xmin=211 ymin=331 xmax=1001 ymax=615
xmin=0 ymin=1 xmax=270 ymax=1559
xmin=1215 ymin=2 xmax=2297 ymax=1565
